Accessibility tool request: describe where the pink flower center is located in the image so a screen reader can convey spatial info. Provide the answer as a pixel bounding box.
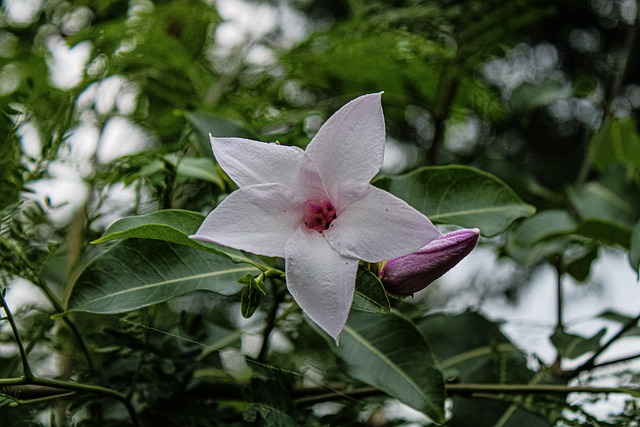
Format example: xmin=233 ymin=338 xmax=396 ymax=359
xmin=303 ymin=199 xmax=337 ymax=232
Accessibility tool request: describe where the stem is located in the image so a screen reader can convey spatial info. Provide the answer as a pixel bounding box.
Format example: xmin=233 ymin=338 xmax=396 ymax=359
xmin=35 ymin=278 xmax=97 ymax=376
xmin=553 ymin=255 xmax=565 ymax=369
xmin=563 ymin=312 xmax=640 ymax=378
xmin=0 ymin=376 xmax=140 ymax=427
xmin=575 ymin=8 xmax=639 ymax=185
xmin=445 ymin=383 xmax=640 ymax=396
xmin=257 ymin=283 xmax=285 ymax=363
xmin=293 ymin=383 xmax=640 ymax=407
xmin=0 ymin=290 xmax=34 ymax=380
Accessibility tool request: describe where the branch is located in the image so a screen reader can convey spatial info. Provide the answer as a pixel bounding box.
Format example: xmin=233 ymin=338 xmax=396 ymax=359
xmin=291 ymin=382 xmax=640 ymax=407
xmin=0 ymin=376 xmax=140 ymax=427
xmin=0 ymin=290 xmax=34 ymax=380
xmin=561 ymin=312 xmax=640 ymax=378
xmin=445 ymin=383 xmax=640 ymax=397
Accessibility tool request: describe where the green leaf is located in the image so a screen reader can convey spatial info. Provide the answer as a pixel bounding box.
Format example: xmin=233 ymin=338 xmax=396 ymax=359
xmin=185 ymin=111 xmax=257 ymax=157
xmin=351 ymin=267 xmax=390 ymax=313
xmin=630 ymin=220 xmax=640 ymax=276
xmin=505 ymin=210 xmax=576 ymax=266
xmin=417 ymin=312 xmax=547 ymax=427
xmin=164 ymin=154 xmax=224 ymax=188
xmin=510 ymin=80 xmax=571 ymax=113
xmin=565 ymin=246 xmax=598 ymax=282
xmin=568 ymin=165 xmax=640 ymax=227
xmin=243 ymin=403 xmax=300 ymax=427
xmin=67 ymin=239 xmax=259 ymax=315
xmin=0 ymin=394 xmax=20 ymax=407
xmin=92 ymin=209 xmax=264 ymax=267
xmin=374 ymin=165 xmax=535 ymax=237
xmin=330 ymin=311 xmax=445 ymax=422
xmin=591 ymin=117 xmax=640 ymax=182
xmin=550 ymin=328 xmax=606 ymax=359
xmin=574 ymin=218 xmax=631 ymax=250
xmin=598 ymin=310 xmax=640 ymax=336
xmin=239 ymin=274 xmax=265 ymax=319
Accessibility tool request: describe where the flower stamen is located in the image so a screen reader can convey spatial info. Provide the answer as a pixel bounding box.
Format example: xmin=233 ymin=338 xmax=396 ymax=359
xmin=303 ymin=199 xmax=336 ymax=232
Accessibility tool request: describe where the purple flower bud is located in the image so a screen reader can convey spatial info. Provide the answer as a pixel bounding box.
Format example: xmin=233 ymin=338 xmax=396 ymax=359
xmin=380 ymin=228 xmax=480 ymax=295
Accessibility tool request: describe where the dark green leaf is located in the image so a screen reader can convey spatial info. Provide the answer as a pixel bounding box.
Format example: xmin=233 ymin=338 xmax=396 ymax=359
xmin=241 ymin=285 xmax=263 ymax=319
xmin=417 ymin=312 xmax=549 ymax=427
xmin=92 ymin=209 xmax=264 ymax=267
xmin=591 ymin=117 xmax=640 ymax=182
xmin=598 ymin=310 xmax=640 ymax=337
xmin=550 ymin=328 xmax=606 ymax=359
xmin=374 ymin=166 xmax=535 ymax=237
xmin=239 ymin=274 xmax=265 ymax=319
xmin=568 ymin=165 xmax=640 ymax=227
xmin=243 ymin=403 xmax=300 ymax=427
xmin=565 ymin=247 xmax=598 ymax=282
xmin=330 ymin=311 xmax=445 ymax=422
xmin=185 ymin=111 xmax=257 ymax=157
xmin=574 ymin=218 xmax=631 ymax=250
xmin=67 ymin=239 xmax=258 ymax=314
xmin=351 ymin=267 xmax=390 ymax=313
xmin=505 ymin=209 xmax=577 ymax=266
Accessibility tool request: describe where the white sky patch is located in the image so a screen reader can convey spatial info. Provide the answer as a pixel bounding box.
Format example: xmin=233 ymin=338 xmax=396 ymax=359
xmin=24 ymin=177 xmax=90 ymax=226
xmin=45 ymin=35 xmax=92 ymax=90
xmin=96 ymin=116 xmax=156 ymax=163
xmin=2 ymin=0 xmax=42 ymax=26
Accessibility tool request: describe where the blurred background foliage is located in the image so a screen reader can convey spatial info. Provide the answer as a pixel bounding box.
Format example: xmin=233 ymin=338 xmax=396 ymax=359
xmin=1 ymin=0 xmax=640 ymax=425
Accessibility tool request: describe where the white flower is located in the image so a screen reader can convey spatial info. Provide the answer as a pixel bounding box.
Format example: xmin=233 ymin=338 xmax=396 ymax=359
xmin=191 ymin=93 xmax=440 ymax=341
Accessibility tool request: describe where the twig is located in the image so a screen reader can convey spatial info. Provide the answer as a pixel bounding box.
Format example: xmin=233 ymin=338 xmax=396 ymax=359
xmin=560 ymin=312 xmax=640 ymax=378
xmin=257 ymin=283 xmax=285 ymax=363
xmin=0 ymin=290 xmax=34 ymax=380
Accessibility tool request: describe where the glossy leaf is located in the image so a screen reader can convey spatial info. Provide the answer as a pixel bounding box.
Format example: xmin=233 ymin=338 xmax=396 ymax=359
xmin=550 ymin=328 xmax=606 ymax=359
xmin=67 ymin=239 xmax=258 ymax=314
xmin=374 ymin=165 xmax=535 ymax=237
xmin=330 ymin=311 xmax=445 ymax=422
xmin=92 ymin=209 xmax=264 ymax=267
xmin=351 ymin=267 xmax=390 ymax=313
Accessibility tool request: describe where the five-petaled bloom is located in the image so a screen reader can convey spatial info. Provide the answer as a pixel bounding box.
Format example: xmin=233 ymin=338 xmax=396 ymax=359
xmin=191 ymin=93 xmax=440 ymax=341
xmin=381 ymin=228 xmax=480 ymax=296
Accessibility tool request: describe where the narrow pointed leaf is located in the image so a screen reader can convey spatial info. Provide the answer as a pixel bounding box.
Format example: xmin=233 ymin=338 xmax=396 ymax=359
xmin=550 ymin=328 xmax=606 ymax=359
xmin=351 ymin=266 xmax=390 ymax=313
xmin=92 ymin=209 xmax=264 ymax=267
xmin=67 ymin=239 xmax=259 ymax=314
xmin=329 ymin=311 xmax=444 ymax=422
xmin=374 ymin=166 xmax=535 ymax=236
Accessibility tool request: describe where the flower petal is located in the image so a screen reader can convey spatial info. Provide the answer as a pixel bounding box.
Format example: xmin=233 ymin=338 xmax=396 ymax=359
xmin=191 ymin=183 xmax=303 ymax=257
xmin=324 ymin=185 xmax=441 ymax=262
xmin=285 ymin=227 xmax=358 ymax=342
xmin=211 ymin=136 xmax=308 ymax=188
xmin=305 ymin=93 xmax=385 ymax=208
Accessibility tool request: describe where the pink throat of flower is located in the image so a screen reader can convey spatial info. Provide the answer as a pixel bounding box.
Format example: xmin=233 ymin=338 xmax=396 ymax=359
xmin=303 ymin=199 xmax=337 ymax=232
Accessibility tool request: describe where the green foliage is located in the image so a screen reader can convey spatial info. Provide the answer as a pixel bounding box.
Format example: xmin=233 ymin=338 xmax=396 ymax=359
xmin=67 ymin=239 xmax=259 ymax=314
xmin=331 ymin=311 xmax=445 ymax=422
xmin=2 ymin=0 xmax=640 ymax=425
xmin=375 ymin=165 xmax=536 ymax=236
